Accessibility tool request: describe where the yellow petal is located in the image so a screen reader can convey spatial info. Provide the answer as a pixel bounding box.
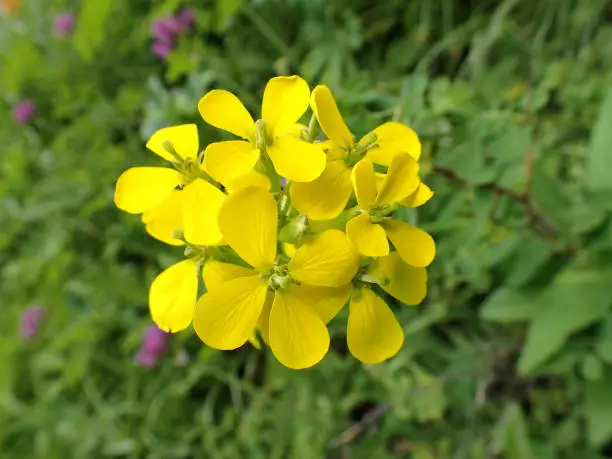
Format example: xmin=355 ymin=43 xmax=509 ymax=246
xmin=146 ymin=124 xmax=199 ymax=161
xmin=347 ymin=288 xmax=404 ymax=364
xmin=142 ymin=190 xmax=184 ymax=246
xmin=149 ymin=259 xmax=198 ymax=332
xmin=370 ymin=252 xmax=427 ymax=305
xmin=289 ymin=229 xmax=361 ymax=287
xmin=218 ymin=187 xmax=277 ymax=270
xmin=290 ymin=161 xmax=352 ymax=220
xmin=193 ymin=275 xmax=269 ymax=350
xmin=198 ymin=89 xmax=255 ymax=140
xmin=266 ymin=135 xmax=326 ymax=182
xmin=114 ymin=167 xmax=181 ymax=214
xmin=282 ymin=243 xmax=296 ymax=258
xmin=345 ymin=213 xmax=389 ymax=257
xmin=288 ymin=284 xmax=352 ymax=324
xmin=375 ymin=153 xmax=420 ymax=205
xmin=327 ymin=147 xmax=348 ymax=161
xmin=202 ymin=260 xmax=256 ymax=290
xmin=181 ymin=180 xmax=225 ymax=246
xmin=366 ymin=122 xmax=422 ymax=165
xmin=203 ymin=140 xmax=259 ymax=183
xmin=383 ymin=220 xmax=436 ymax=267
xmin=223 ymin=170 xmax=271 ymax=193
xmin=351 ymin=158 xmax=377 ymax=211
xmin=262 ymin=75 xmax=310 ymax=139
xmin=285 ymin=123 xmax=307 ymax=139
xmin=310 ymin=85 xmax=353 ymax=148
xmin=402 ymin=182 xmax=434 ymax=208
xmin=269 ymin=286 xmax=330 ymax=369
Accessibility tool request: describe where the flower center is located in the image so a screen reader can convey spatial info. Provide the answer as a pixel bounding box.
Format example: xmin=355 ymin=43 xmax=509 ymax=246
xmin=264 ymin=262 xmax=293 ymax=291
xmin=254 ymin=119 xmax=272 ymax=151
xmin=368 ymin=203 xmax=399 ymax=223
xmin=344 ymin=132 xmax=378 ymax=166
xmin=162 ymin=140 xmax=219 ymax=187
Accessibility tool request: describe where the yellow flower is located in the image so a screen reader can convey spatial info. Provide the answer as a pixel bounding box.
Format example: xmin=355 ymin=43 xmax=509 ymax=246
xmin=347 ymin=153 xmax=436 ymax=267
xmin=193 ymin=187 xmax=361 ymax=369
xmin=198 ymin=76 xmax=326 ymax=184
xmin=347 ymin=252 xmax=428 ymax=364
xmin=291 ymin=84 xmax=422 ymax=220
xmin=114 ymin=124 xmax=225 ymax=246
xmin=140 ymin=169 xmax=271 ymax=246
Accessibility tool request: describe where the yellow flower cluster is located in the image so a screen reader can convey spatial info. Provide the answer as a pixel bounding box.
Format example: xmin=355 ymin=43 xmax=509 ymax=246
xmin=114 ymin=75 xmax=435 ymax=369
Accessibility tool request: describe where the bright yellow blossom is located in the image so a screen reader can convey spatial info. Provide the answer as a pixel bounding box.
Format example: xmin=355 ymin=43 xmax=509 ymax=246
xmin=291 ymin=84 xmax=422 ymax=220
xmin=347 ymin=251 xmax=427 ymax=363
xmin=198 ymin=76 xmax=326 ymax=184
xmin=114 ymin=75 xmax=438 ymax=370
xmin=193 ymin=187 xmax=361 ymax=369
xmin=347 ymin=153 xmax=436 ymax=267
xmin=114 ymin=124 xmax=225 ymax=246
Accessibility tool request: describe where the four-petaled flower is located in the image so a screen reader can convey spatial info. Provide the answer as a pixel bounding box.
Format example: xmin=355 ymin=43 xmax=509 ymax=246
xmin=194 ymin=187 xmax=361 ymax=369
xmin=291 ymin=84 xmax=427 ymax=220
xmin=199 ymin=76 xmax=326 ymax=184
xmin=114 ymin=124 xmax=226 ymax=246
xmin=347 ymin=153 xmax=436 ymax=267
xmin=113 ymin=75 xmax=437 ymax=369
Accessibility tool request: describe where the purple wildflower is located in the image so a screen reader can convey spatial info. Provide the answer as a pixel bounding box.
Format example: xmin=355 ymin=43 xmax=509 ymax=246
xmin=135 ymin=324 xmax=170 ymax=367
xmin=151 ymin=41 xmax=172 ymax=59
xmin=12 ymin=100 xmax=35 ymax=125
xmin=135 ymin=348 xmax=159 ymax=367
xmin=20 ymin=307 xmax=45 ymax=339
xmin=177 ymin=8 xmax=196 ymax=29
xmin=151 ymin=16 xmax=182 ymax=43
xmin=150 ymin=9 xmax=196 ymax=59
xmin=54 ymin=12 xmax=75 ymax=38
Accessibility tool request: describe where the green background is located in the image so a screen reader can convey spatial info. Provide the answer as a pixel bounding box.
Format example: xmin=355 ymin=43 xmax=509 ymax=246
xmin=2 ymin=0 xmax=612 ymax=457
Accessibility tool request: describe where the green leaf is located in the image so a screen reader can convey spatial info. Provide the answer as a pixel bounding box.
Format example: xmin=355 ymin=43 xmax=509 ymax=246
xmin=518 ymin=264 xmax=612 ymax=375
xmin=505 ymin=238 xmax=552 ymax=288
xmin=595 ymin=317 xmax=612 ymax=365
xmin=585 ymin=374 xmax=612 ymax=447
xmin=492 ymin=404 xmax=534 ymax=459
xmin=588 ymin=85 xmax=612 ymax=191
xmin=74 ymin=1 xmax=115 ymax=61
xmin=480 ymin=288 xmax=538 ymax=323
xmin=581 ymin=354 xmax=603 ymax=382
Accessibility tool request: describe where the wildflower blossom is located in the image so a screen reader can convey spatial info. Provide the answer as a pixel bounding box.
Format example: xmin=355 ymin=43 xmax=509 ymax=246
xmin=150 ymin=10 xmax=196 ymax=60
xmin=347 ymin=252 xmax=428 ymax=363
xmin=151 ymin=41 xmax=173 ymax=59
xmin=193 ymin=187 xmax=360 ymax=369
xmin=1 ymin=0 xmax=18 ymax=15
xmin=54 ymin=12 xmax=75 ymax=38
xmin=291 ymin=85 xmax=422 ymax=220
xmin=135 ymin=324 xmax=171 ymax=367
xmin=114 ymin=75 xmax=437 ymax=369
xmin=198 ymin=76 xmax=326 ymax=183
xmin=347 ymin=153 xmax=436 ymax=266
xmin=12 ymin=100 xmax=35 ymax=124
xmin=20 ymin=306 xmax=45 ymax=339
xmin=177 ymin=8 xmax=196 ymax=29
xmin=151 ymin=17 xmax=181 ymax=44
xmin=114 ymin=124 xmax=226 ymax=246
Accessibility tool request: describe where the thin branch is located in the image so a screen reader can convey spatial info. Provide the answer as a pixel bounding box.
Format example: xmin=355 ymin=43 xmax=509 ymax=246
xmin=432 ymin=165 xmax=558 ymax=239
xmin=328 ymin=404 xmax=390 ymax=449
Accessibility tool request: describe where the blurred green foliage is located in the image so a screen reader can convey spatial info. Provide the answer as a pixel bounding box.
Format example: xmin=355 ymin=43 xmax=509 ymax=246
xmin=2 ymin=0 xmax=612 ymax=457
